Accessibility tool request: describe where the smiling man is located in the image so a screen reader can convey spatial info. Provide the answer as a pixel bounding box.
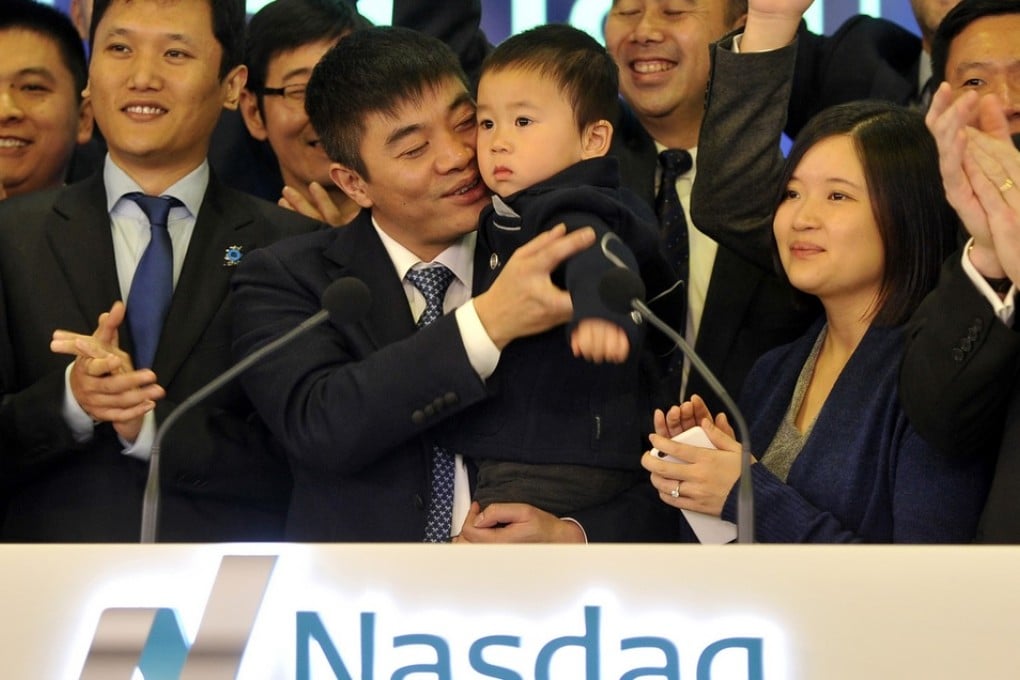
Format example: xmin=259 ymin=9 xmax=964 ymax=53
xmin=0 ymin=0 xmax=321 ymax=542
xmin=599 ymin=0 xmax=814 ymax=416
xmin=232 ymin=0 xmax=367 ymax=226
xmin=0 ymin=1 xmax=93 ymax=200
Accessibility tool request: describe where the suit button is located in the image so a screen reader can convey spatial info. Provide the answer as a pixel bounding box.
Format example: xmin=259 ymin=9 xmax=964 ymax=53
xmin=432 ymin=397 xmax=446 ymax=412
xmin=444 ymin=392 xmax=459 ymax=406
xmin=961 ymin=338 xmax=973 ymax=351
xmin=412 ymin=410 xmax=426 ymax=425
xmin=414 ymin=494 xmax=425 ymax=510
xmin=968 ymin=326 xmax=981 ymax=341
xmin=424 ymin=404 xmax=436 ymax=418
xmin=972 ymin=318 xmax=983 ymax=331
xmin=952 ymin=348 xmax=965 ymax=362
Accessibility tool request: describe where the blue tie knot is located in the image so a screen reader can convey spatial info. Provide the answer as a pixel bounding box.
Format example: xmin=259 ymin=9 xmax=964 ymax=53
xmin=125 ymin=192 xmax=182 ymax=228
xmin=658 ymin=149 xmax=692 ymax=181
xmin=406 ymin=264 xmax=456 ymax=328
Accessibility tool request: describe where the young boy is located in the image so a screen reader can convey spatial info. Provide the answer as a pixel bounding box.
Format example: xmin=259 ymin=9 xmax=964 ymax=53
xmin=445 ymin=24 xmax=682 ymax=516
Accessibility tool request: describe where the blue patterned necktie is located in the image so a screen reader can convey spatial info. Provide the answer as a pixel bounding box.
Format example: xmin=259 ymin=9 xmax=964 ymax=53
xmin=125 ymin=192 xmax=181 ymax=369
xmin=405 ymin=264 xmax=457 ymax=542
xmin=656 ymin=148 xmax=694 ymax=286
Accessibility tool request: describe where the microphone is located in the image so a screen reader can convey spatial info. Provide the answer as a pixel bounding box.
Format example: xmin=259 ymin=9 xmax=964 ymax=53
xmin=139 ymin=277 xmax=372 ymax=543
xmin=599 ymin=266 xmax=755 ymax=544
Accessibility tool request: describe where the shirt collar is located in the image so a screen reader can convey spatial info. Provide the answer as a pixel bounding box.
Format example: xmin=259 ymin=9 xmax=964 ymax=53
xmin=918 ymin=51 xmax=933 ymax=93
xmin=370 ymin=215 xmax=476 ymax=289
xmin=103 ymin=154 xmax=210 ymax=217
xmin=653 ymin=142 xmax=698 ymax=169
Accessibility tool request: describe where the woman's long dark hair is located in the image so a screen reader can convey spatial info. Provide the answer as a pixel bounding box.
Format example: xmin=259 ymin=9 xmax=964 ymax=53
xmin=775 ymin=101 xmax=960 ymax=326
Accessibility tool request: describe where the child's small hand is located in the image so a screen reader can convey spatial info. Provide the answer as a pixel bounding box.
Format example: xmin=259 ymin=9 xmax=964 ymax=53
xmin=570 ymin=318 xmax=629 ymax=363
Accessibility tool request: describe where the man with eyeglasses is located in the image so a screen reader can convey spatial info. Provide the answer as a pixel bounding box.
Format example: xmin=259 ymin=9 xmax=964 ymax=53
xmin=230 ymin=0 xmax=368 ymax=226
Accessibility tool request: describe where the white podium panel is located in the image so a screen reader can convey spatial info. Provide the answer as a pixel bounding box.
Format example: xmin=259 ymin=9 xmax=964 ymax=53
xmin=1 ymin=544 xmax=1018 ymax=679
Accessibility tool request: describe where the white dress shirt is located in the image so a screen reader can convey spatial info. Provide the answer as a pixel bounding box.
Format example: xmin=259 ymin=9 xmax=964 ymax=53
xmin=373 ymin=220 xmax=500 ymax=538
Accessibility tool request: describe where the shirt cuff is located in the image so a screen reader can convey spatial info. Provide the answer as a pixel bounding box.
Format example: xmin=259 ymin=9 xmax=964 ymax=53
xmin=455 ymin=300 xmax=501 ymax=379
xmin=560 ymin=517 xmax=589 ymax=544
xmin=961 ymin=239 xmax=1017 ymax=326
xmin=120 ymin=410 xmax=156 ymax=461
xmin=63 ymin=362 xmax=95 ymax=443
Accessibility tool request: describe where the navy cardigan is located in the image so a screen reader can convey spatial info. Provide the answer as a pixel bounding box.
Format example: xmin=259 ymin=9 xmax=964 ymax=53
xmin=720 ymin=319 xmax=992 ymax=543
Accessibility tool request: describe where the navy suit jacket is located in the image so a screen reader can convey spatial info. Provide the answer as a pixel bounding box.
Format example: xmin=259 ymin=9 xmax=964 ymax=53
xmin=902 ymin=253 xmax=1020 ymax=542
xmin=231 ymin=215 xmax=491 ymax=541
xmin=0 ymin=171 xmax=321 ymax=541
xmin=787 ymin=16 xmax=922 ymax=138
xmin=230 ymin=213 xmax=682 ymax=542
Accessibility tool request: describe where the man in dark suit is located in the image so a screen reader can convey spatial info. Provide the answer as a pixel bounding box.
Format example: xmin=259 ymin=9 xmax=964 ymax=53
xmin=900 ymin=0 xmax=1020 ymax=542
xmin=0 ymin=0 xmax=322 ymax=542
xmin=231 ymin=27 xmax=681 ymax=543
xmin=602 ymin=0 xmax=814 ymax=413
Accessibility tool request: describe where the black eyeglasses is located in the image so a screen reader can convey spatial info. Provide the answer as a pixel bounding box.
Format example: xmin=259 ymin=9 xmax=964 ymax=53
xmin=260 ymin=83 xmax=307 ymax=104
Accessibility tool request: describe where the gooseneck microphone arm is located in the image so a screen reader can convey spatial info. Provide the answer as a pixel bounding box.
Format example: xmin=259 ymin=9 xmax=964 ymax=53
xmin=599 ymin=265 xmax=755 ymax=544
xmin=139 ymin=277 xmax=372 ymax=543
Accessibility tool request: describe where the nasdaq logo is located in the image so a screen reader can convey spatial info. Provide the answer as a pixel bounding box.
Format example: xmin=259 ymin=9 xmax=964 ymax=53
xmin=79 ymin=555 xmax=276 ymax=680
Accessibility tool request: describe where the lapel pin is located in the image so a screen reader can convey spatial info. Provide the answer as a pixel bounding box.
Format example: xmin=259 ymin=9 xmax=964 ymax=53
xmin=223 ymin=245 xmax=245 ymax=267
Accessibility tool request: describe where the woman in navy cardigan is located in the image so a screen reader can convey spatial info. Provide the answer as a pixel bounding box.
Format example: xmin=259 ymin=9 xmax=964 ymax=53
xmin=642 ymin=101 xmax=993 ymax=543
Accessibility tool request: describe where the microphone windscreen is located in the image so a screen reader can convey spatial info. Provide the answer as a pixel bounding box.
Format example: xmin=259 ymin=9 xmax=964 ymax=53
xmin=598 ymin=267 xmax=646 ymax=315
xmin=321 ymin=277 xmax=372 ymax=323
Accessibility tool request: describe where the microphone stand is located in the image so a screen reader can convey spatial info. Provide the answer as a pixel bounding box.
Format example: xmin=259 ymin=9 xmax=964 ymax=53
xmin=139 ymin=310 xmax=331 ymax=543
xmin=598 ymin=235 xmax=754 ymax=542
xmin=630 ymin=298 xmax=755 ymax=543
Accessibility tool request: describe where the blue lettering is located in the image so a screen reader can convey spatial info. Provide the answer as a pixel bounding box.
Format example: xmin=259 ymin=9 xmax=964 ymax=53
xmin=469 ymin=635 xmax=523 ymax=680
xmin=619 ymin=636 xmax=680 ymax=680
xmin=696 ymin=637 xmax=763 ymax=680
xmin=392 ymin=634 xmax=451 ymax=679
xmin=535 ymin=605 xmax=600 ymax=680
xmin=293 ymin=607 xmax=768 ymax=679
xmin=295 ymin=611 xmax=375 ymax=680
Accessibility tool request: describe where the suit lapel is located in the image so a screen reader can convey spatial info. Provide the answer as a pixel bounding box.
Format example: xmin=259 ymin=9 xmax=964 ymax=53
xmin=322 ymin=212 xmax=417 ymax=349
xmin=694 ymin=247 xmax=760 ymax=365
xmin=45 ymin=175 xmax=124 ymax=334
xmin=612 ymin=105 xmax=658 ymax=208
xmin=153 ymin=177 xmax=252 ymax=384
